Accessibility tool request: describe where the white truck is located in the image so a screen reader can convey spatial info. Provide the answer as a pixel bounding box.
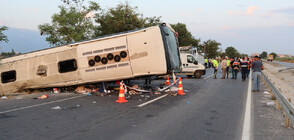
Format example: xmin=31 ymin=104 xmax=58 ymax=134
xmin=177 ymin=52 xmax=206 ymax=78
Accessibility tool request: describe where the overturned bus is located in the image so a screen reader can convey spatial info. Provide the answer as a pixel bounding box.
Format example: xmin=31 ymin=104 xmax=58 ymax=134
xmin=0 ymin=24 xmax=181 ymax=94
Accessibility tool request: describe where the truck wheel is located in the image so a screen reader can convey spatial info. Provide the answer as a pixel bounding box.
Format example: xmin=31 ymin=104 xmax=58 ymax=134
xmin=194 ymin=71 xmax=201 ymax=79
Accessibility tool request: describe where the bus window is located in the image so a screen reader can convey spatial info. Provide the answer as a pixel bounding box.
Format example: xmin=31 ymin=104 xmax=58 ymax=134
xmin=58 ymin=59 xmax=78 ymax=73
xmin=1 ymin=70 xmax=16 ymax=84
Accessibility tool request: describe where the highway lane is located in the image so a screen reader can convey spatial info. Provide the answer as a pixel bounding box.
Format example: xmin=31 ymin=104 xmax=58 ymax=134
xmin=0 ymin=68 xmax=293 ymax=140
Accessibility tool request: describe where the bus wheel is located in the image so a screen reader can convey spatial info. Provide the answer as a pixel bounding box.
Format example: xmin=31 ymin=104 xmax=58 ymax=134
xmin=194 ymin=71 xmax=201 ymax=79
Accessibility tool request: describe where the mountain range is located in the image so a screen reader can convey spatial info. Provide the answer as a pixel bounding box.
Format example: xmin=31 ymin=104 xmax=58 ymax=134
xmin=0 ymin=27 xmax=50 ymax=53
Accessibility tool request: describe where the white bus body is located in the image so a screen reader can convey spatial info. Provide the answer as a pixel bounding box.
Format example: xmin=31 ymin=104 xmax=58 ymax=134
xmin=0 ymin=25 xmax=181 ymax=93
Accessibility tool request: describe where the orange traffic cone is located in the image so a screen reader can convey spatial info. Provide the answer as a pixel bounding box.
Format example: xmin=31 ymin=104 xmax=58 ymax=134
xmin=178 ymin=77 xmax=186 ymax=95
xmin=116 ymin=81 xmax=128 ymax=103
xmin=166 ymin=76 xmax=170 ymax=85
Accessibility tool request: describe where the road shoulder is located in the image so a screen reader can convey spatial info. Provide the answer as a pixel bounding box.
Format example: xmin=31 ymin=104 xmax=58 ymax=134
xmin=253 ymin=76 xmax=294 ymax=140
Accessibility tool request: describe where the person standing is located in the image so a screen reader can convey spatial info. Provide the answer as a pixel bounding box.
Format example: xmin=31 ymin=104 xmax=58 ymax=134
xmin=240 ymin=57 xmax=249 ymax=81
xmin=252 ymin=56 xmax=263 ymax=92
xmin=226 ymin=57 xmax=230 ymax=78
xmin=211 ymin=58 xmax=215 ymax=69
xmin=208 ymin=59 xmax=211 ymax=68
xmin=230 ymin=58 xmax=235 ymax=79
xmin=204 ymin=58 xmax=208 ymax=69
xmin=232 ymin=58 xmax=240 ymax=79
xmin=247 ymin=57 xmax=252 ymax=78
xmin=213 ymin=58 xmax=219 ymax=79
xmin=221 ymin=57 xmax=227 ymax=79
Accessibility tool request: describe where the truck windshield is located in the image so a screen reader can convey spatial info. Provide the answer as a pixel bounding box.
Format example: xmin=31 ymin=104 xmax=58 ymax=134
xmin=160 ymin=25 xmax=181 ymax=73
xmin=187 ymin=55 xmax=196 ymax=63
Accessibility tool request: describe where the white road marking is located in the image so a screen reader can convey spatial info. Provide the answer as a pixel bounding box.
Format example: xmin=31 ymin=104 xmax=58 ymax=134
xmin=241 ymin=71 xmax=252 ymax=140
xmin=0 ymin=95 xmax=84 ymax=115
xmin=137 ymin=94 xmax=168 ymax=107
xmin=203 ymin=74 xmax=213 ymax=80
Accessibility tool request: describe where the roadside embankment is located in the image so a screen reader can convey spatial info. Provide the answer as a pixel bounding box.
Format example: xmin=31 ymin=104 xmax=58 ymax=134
xmin=263 ymin=61 xmax=294 ymax=105
xmin=275 ymin=58 xmax=294 ymax=63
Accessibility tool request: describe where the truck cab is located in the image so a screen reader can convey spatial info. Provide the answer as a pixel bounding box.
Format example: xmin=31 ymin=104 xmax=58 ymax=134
xmin=267 ymin=55 xmax=273 ymax=61
xmin=178 ymin=53 xmax=206 ymax=78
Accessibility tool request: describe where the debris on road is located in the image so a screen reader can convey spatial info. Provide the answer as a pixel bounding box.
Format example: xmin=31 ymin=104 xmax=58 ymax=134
xmin=154 ymin=92 xmax=161 ymax=95
xmin=129 ymin=90 xmax=138 ymax=95
xmin=53 ymin=88 xmax=60 ymax=94
xmin=266 ymin=101 xmax=275 ymax=106
xmin=75 ymin=86 xmax=92 ymax=94
xmin=167 ymin=91 xmax=177 ymax=96
xmin=170 ymin=87 xmax=178 ymax=92
xmin=38 ymin=94 xmax=49 ymax=99
xmin=91 ymin=88 xmax=99 ymax=93
xmin=51 ymin=106 xmax=62 ymax=110
xmin=93 ymin=101 xmax=96 ymax=104
xmin=1 ymin=96 xmax=8 ymax=100
xmin=264 ymin=91 xmax=270 ymax=95
xmin=16 ymin=97 xmax=23 ymax=100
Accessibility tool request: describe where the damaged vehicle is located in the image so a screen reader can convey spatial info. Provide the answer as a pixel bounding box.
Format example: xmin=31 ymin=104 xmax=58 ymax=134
xmin=0 ymin=24 xmax=181 ymax=94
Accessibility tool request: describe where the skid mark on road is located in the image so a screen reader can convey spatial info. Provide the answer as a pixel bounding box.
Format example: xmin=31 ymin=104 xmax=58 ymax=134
xmin=0 ymin=95 xmax=85 ymax=115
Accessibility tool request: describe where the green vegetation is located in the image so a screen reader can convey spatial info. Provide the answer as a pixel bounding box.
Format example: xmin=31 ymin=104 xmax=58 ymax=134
xmin=269 ymin=52 xmax=277 ymax=59
xmin=39 ymin=0 xmax=100 ymax=46
xmin=200 ymin=40 xmax=222 ymax=59
xmin=0 ymin=26 xmax=9 ymax=43
xmin=170 ymin=23 xmax=200 ymax=48
xmin=275 ymin=57 xmax=294 ymax=63
xmin=225 ymin=46 xmax=239 ymax=58
xmin=0 ymin=49 xmax=17 ymax=58
xmin=39 ymin=1 xmax=161 ymax=46
xmin=95 ymin=2 xmax=161 ymax=36
xmin=260 ymin=51 xmax=267 ymax=59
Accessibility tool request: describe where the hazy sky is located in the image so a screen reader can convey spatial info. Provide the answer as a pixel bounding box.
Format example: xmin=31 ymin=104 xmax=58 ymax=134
xmin=1 ymin=0 xmax=294 ymax=55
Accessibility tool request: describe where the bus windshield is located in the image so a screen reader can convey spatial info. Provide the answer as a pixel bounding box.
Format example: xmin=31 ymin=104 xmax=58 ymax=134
xmin=160 ymin=25 xmax=181 ymax=73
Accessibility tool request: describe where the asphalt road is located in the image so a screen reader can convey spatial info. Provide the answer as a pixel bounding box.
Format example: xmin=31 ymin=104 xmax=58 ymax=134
xmin=1 ymin=68 xmax=293 ymax=140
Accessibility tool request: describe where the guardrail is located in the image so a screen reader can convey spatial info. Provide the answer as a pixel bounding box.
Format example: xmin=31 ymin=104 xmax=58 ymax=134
xmin=262 ymin=72 xmax=294 ymax=126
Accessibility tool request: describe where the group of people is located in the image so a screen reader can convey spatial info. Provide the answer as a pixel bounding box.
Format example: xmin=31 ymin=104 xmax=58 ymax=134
xmin=204 ymin=55 xmax=264 ymax=91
